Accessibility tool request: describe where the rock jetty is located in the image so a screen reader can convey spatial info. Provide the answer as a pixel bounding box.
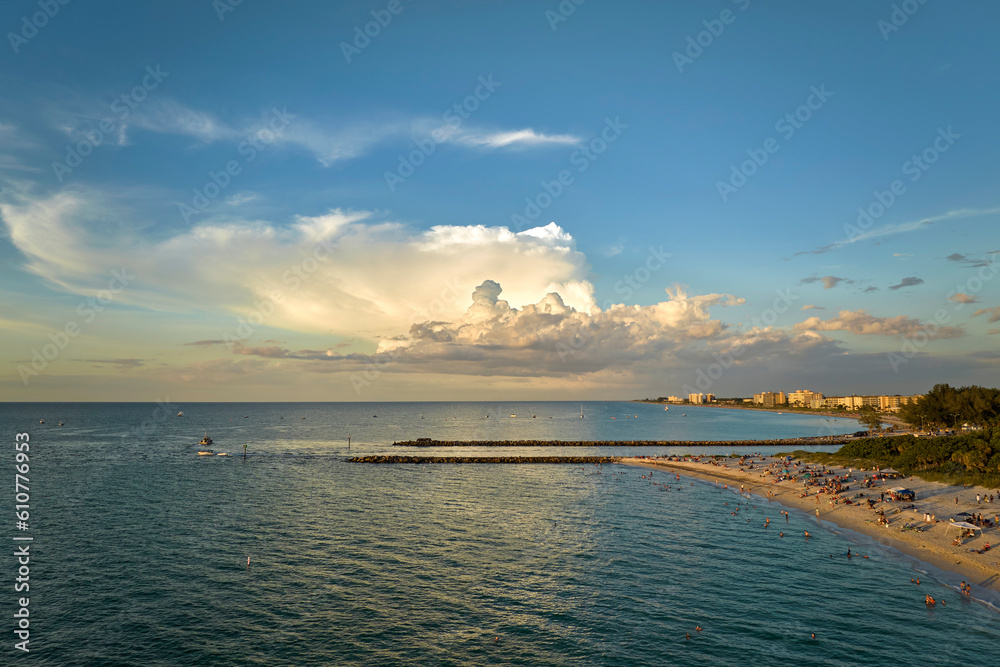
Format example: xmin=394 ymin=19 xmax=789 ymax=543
xmin=349 ymin=455 xmax=621 ymax=464
xmin=392 ymin=437 xmax=850 ymax=448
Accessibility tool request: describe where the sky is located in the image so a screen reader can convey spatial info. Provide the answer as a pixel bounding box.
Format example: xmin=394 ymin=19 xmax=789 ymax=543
xmin=1 ymin=0 xmax=999 ymax=402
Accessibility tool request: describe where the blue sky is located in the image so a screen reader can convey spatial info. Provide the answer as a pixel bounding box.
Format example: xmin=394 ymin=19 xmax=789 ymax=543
xmin=1 ymin=0 xmax=998 ymax=401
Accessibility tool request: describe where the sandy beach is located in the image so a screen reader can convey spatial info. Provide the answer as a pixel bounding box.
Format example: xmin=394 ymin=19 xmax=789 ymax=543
xmin=622 ymin=455 xmax=1000 ymax=596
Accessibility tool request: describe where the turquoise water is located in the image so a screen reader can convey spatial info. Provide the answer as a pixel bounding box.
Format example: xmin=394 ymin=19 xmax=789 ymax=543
xmin=3 ymin=402 xmax=997 ymax=665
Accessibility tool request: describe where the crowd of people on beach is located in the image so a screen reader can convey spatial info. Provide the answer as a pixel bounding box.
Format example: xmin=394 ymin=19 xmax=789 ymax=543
xmin=632 ymin=452 xmax=999 ymax=609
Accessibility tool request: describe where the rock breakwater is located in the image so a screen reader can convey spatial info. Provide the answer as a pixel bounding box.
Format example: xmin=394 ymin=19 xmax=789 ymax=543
xmin=349 ymin=455 xmax=621 ymax=464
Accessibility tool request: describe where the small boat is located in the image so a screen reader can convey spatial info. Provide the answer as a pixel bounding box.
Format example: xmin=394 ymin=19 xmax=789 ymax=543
xmin=39 ymin=419 xmax=45 ymax=423
xmin=217 ymin=453 xmax=230 ymax=456
xmin=532 ymin=415 xmax=536 ymax=419
xmin=510 ymin=414 xmax=516 ymax=418
xmin=664 ymin=406 xmax=669 ymax=410
xmin=197 ymin=451 xmax=214 ymax=456
xmin=580 ymin=405 xmax=584 ymax=419
xmin=682 ymin=414 xmax=686 ymax=417
xmin=58 ymin=421 xmax=64 ymax=426
xmin=177 ymin=411 xmax=184 ymax=417
xmin=199 ymin=434 xmax=213 ymax=446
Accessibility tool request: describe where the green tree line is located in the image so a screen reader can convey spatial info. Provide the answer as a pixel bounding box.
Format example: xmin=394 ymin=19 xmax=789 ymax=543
xmin=898 ymin=384 xmax=1000 ymax=429
xmin=792 ymin=427 xmax=1000 ymax=487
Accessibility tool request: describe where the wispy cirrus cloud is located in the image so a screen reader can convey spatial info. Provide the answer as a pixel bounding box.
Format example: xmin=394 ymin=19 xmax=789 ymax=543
xmin=792 ymin=207 xmax=1000 ymax=257
xmin=74 ymin=98 xmax=582 ymax=167
xmin=450 ymin=128 xmax=581 ymax=149
xmin=125 ymin=100 xmax=237 ymax=143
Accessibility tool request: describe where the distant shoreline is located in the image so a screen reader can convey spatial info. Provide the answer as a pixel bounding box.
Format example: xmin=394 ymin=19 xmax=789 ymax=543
xmin=634 ymin=401 xmax=907 ymax=427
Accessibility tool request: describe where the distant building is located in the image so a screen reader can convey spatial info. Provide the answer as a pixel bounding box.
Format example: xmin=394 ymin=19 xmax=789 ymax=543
xmin=688 ymin=393 xmax=706 ymax=404
xmin=753 ymin=391 xmax=787 ymax=407
xmin=821 ymin=394 xmax=922 ymax=411
xmin=747 ymin=390 xmax=922 ymax=411
xmin=824 ymin=396 xmax=862 ymax=409
xmin=878 ymin=395 xmax=923 ymax=412
xmin=666 ymin=396 xmax=684 ymax=403
xmin=788 ymin=390 xmax=823 ymax=407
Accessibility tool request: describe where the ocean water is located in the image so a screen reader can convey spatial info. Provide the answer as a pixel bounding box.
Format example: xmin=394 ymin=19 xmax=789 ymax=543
xmin=3 ymin=402 xmax=997 ymax=665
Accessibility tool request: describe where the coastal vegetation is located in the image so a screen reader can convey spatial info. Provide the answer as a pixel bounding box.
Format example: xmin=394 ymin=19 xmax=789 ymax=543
xmin=789 ymin=426 xmax=1000 ymax=488
xmin=897 ymin=383 xmax=1000 ymax=429
xmin=856 ymin=405 xmax=883 ymax=432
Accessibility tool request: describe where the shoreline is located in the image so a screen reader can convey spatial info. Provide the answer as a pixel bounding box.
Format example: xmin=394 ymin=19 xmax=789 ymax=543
xmin=635 ymin=400 xmax=913 ymax=428
xmin=621 ymin=455 xmax=1000 ymax=597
